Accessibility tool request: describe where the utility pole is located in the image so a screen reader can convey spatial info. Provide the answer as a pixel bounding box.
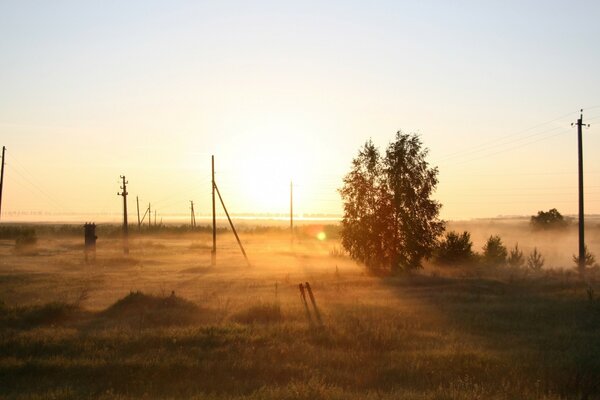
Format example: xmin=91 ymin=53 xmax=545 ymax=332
xmin=0 ymin=146 xmax=5 ymax=222
xmin=190 ymin=200 xmax=196 ymax=228
xmin=573 ymin=110 xmax=590 ymax=275
xmin=117 ymin=175 xmax=129 ymax=255
xmin=148 ymin=203 xmax=151 ymax=229
xmin=136 ymin=196 xmax=141 ymax=231
xmin=211 ymin=155 xmax=216 ymax=266
xmin=290 ymin=180 xmax=294 ymax=242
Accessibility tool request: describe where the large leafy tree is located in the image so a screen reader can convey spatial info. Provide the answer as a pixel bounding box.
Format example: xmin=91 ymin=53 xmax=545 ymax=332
xmin=339 ymin=131 xmax=444 ymax=272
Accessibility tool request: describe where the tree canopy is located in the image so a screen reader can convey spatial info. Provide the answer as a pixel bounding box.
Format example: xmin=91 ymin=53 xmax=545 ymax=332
xmin=530 ymin=208 xmax=568 ymax=229
xmin=339 ymin=131 xmax=444 ymax=272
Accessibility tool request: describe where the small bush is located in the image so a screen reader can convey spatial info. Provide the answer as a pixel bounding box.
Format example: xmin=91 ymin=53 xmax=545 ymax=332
xmin=329 ymin=246 xmax=348 ymax=258
xmin=507 ymin=243 xmax=525 ymax=268
xmin=572 ymin=245 xmax=597 ymax=269
xmin=482 ymin=235 xmax=507 ymax=267
xmin=14 ymin=228 xmax=37 ymax=252
xmin=527 ymin=248 xmax=545 ymax=271
xmin=0 ymin=302 xmax=80 ymax=328
xmin=435 ymin=231 xmax=474 ymax=266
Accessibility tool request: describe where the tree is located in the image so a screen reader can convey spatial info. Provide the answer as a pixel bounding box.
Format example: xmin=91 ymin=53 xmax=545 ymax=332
xmin=572 ymin=245 xmax=597 ymax=269
xmin=507 ymin=243 xmax=525 ymax=268
xmin=482 ymin=235 xmax=507 ymax=267
xmin=339 ymin=131 xmax=444 ymax=272
xmin=435 ymin=231 xmax=474 ymax=266
xmin=530 ymin=208 xmax=568 ymax=230
xmin=527 ymin=248 xmax=545 ymax=271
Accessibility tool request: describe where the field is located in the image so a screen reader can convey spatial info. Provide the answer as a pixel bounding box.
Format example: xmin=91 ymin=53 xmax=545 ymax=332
xmin=1 ymin=223 xmax=600 ymax=399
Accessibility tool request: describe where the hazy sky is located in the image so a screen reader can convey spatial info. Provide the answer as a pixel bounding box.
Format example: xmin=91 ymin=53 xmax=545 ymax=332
xmin=1 ymin=1 xmax=600 ymax=221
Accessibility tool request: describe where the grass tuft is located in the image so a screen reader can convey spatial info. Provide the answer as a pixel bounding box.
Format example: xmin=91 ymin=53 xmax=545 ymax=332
xmin=232 ymin=302 xmax=282 ymax=324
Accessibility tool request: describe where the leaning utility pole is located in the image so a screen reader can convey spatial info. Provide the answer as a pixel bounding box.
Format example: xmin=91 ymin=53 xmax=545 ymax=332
xmin=211 ymin=155 xmax=216 ymax=266
xmin=136 ymin=196 xmax=141 ymax=231
xmin=0 ymin=146 xmax=5 ymax=222
xmin=117 ymin=175 xmax=129 ymax=254
xmin=573 ymin=110 xmax=590 ymax=275
xmin=214 ymin=182 xmax=250 ymax=266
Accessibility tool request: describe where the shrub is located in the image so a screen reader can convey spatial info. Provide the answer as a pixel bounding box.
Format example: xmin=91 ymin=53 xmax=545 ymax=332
xmin=507 ymin=243 xmax=525 ymax=268
xmin=572 ymin=245 xmax=597 ymax=269
xmin=435 ymin=231 xmax=474 ymax=266
xmin=482 ymin=235 xmax=507 ymax=267
xmin=15 ymin=229 xmax=37 ymax=252
xmin=527 ymin=248 xmax=545 ymax=271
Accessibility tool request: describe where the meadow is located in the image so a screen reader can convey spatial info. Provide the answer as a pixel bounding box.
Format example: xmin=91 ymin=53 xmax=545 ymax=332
xmin=0 ymin=221 xmax=599 ymax=399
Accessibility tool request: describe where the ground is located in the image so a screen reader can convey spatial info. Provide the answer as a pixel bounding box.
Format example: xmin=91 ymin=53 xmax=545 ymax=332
xmin=0 ymin=226 xmax=599 ymax=399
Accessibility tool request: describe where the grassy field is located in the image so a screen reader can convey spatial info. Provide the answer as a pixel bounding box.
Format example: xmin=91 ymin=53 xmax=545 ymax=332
xmin=0 ymin=225 xmax=599 ymax=399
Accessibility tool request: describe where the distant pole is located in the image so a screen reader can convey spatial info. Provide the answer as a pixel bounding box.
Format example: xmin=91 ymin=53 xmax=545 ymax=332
xmin=0 ymin=146 xmax=5 ymax=222
xmin=148 ymin=203 xmax=151 ymax=228
xmin=190 ymin=200 xmax=196 ymax=228
xmin=573 ymin=110 xmax=590 ymax=275
xmin=290 ymin=180 xmax=294 ymax=241
xmin=136 ymin=196 xmax=141 ymax=231
xmin=211 ymin=155 xmax=216 ymax=266
xmin=117 ymin=175 xmax=129 ymax=255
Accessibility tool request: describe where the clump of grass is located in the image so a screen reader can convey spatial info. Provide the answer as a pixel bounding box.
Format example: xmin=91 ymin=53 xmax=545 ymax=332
xmin=14 ymin=228 xmax=38 ymax=254
xmin=329 ymin=245 xmax=348 ymax=258
xmin=232 ymin=302 xmax=282 ymax=324
xmin=102 ymin=291 xmax=204 ymax=327
xmin=0 ymin=301 xmax=81 ymax=328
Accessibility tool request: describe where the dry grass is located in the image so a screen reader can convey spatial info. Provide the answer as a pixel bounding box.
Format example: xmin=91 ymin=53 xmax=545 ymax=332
xmin=0 ymin=224 xmax=599 ymax=399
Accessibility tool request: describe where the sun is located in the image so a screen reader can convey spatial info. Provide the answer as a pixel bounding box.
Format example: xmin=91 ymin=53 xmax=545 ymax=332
xmin=227 ymin=124 xmax=318 ymax=214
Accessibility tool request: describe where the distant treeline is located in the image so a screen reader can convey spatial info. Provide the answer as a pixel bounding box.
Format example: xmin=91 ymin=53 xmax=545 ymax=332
xmin=0 ymin=223 xmax=341 ymax=239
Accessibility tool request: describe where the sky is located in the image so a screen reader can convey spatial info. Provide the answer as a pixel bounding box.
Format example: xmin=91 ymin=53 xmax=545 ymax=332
xmin=1 ymin=0 xmax=600 ymax=222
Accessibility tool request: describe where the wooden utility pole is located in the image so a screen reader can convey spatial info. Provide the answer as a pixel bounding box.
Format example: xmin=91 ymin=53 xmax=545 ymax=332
xmin=136 ymin=196 xmax=141 ymax=231
xmin=117 ymin=175 xmax=129 ymax=255
xmin=214 ymin=182 xmax=250 ymax=266
xmin=573 ymin=110 xmax=590 ymax=275
xmin=0 ymin=146 xmax=5 ymax=222
xmin=148 ymin=203 xmax=151 ymax=228
xmin=211 ymin=155 xmax=216 ymax=266
xmin=190 ymin=200 xmax=196 ymax=228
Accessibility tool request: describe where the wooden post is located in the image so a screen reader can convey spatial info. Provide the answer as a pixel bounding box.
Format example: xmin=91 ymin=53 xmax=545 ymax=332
xmin=298 ymin=283 xmax=313 ymax=324
xmin=136 ymin=196 xmax=141 ymax=232
xmin=117 ymin=176 xmax=129 ymax=255
xmin=305 ymin=282 xmax=322 ymax=325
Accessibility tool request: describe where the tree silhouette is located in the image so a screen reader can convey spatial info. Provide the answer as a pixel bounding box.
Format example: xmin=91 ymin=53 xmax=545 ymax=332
xmin=339 ymin=131 xmax=444 ymax=272
xmin=530 ymin=208 xmax=568 ymax=229
xmin=482 ymin=235 xmax=507 ymax=267
xmin=435 ymin=231 xmax=474 ymax=266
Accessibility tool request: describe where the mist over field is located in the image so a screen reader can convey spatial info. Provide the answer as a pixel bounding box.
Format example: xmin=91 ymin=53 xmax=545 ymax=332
xmin=0 ymin=219 xmax=599 ymax=398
